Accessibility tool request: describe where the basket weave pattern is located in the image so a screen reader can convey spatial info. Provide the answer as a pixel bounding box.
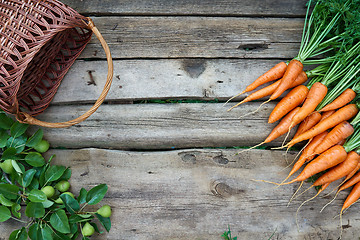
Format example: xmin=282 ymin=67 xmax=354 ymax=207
xmin=0 ymin=0 xmax=92 ymax=116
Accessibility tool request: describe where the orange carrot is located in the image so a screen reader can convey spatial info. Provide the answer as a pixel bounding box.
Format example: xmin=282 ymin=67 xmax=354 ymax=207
xmin=339 ymin=171 xmax=360 ymax=192
xmin=284 ymin=145 xmax=347 ymax=185
xmin=320 ymin=110 xmax=336 ymax=122
xmin=268 ymin=85 xmax=309 ymax=123
xmin=313 ymin=151 xmax=360 ymax=186
xmin=233 ymin=71 xmax=308 ymax=107
xmin=320 ymin=160 xmax=360 ymax=213
xmin=284 ymin=131 xmax=328 ymax=182
xmin=342 ymin=182 xmax=360 ymax=211
xmin=294 ymin=112 xmax=322 ymax=138
xmin=303 ymin=132 xmax=329 ymax=163
xmin=290 ymin=82 xmax=328 ymax=127
xmin=264 ymin=107 xmax=301 ymax=143
xmin=313 ymin=121 xmax=354 ymax=155
xmin=337 ymin=139 xmax=346 ymax=146
xmin=320 ymin=182 xmax=331 ymax=192
xmin=270 ymin=59 xmax=303 ymax=100
xmin=228 ymin=62 xmax=287 ymax=102
xmin=319 ymin=88 xmax=356 ymax=112
xmin=285 ymin=104 xmax=359 ymax=148
xmin=344 ymin=162 xmax=360 ymax=183
xmin=244 ymin=62 xmax=287 ymax=93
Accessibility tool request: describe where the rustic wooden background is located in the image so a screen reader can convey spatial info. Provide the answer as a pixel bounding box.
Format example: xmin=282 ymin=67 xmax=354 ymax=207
xmin=2 ymin=0 xmax=360 ymax=239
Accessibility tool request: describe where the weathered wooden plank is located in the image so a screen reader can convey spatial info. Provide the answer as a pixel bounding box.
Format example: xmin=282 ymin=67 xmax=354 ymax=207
xmin=62 ymin=0 xmax=307 ymax=17
xmin=1 ymin=148 xmax=356 ymax=239
xmin=52 ymin=59 xmax=293 ymax=104
xmin=31 ymin=103 xmax=296 ymax=149
xmin=79 ymin=17 xmax=302 ymax=59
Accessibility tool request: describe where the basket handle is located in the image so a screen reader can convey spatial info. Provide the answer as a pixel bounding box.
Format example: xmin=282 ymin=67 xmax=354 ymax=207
xmin=16 ymin=18 xmax=113 ymax=128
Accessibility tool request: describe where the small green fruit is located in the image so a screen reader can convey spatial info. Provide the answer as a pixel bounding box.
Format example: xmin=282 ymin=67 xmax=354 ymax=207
xmin=82 ymin=222 xmax=95 ymax=237
xmin=0 ymin=160 xmax=14 ymax=174
xmin=55 ymin=180 xmax=70 ymax=192
xmin=54 ymin=192 xmax=75 ymax=204
xmin=96 ymin=205 xmax=112 ymax=218
xmin=41 ymin=186 xmax=55 ymax=198
xmin=34 ymin=140 xmax=50 ymax=153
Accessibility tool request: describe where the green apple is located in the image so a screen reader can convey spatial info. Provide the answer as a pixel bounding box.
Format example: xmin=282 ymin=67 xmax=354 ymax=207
xmin=33 ymin=140 xmax=50 ymax=153
xmin=41 ymin=186 xmax=55 ymax=198
xmin=96 ymin=205 xmax=112 ymax=218
xmin=82 ymin=222 xmax=95 ymax=237
xmin=54 ymin=192 xmax=75 ymax=204
xmin=0 ymin=160 xmax=14 ymax=174
xmin=55 ymin=180 xmax=70 ymax=192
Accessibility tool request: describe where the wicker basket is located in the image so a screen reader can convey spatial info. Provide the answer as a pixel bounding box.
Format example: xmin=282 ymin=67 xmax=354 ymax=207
xmin=0 ymin=0 xmax=113 ymax=128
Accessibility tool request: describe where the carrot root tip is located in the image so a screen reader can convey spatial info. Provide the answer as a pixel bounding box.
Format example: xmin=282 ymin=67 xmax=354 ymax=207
xmin=251 ymin=179 xmax=281 ymax=186
xmin=237 ymin=142 xmax=265 ymax=155
xmin=320 ymin=192 xmax=339 ymax=213
xmin=287 ymin=181 xmax=304 ymax=207
xmin=224 ymin=90 xmax=246 ymax=106
xmin=271 ymin=145 xmax=287 ymax=150
xmin=237 ymin=99 xmax=270 ymax=118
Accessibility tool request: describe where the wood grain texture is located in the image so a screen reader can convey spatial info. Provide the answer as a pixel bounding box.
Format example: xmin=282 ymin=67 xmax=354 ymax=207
xmin=1 ymin=148 xmax=357 ymax=239
xmin=79 ymin=16 xmax=302 ymax=59
xmin=62 ymin=0 xmax=307 ymax=17
xmin=52 ymin=59 xmax=292 ymax=104
xmin=30 ymin=102 xmax=296 ymax=150
xmin=0 ymin=1 xmax=343 ymax=239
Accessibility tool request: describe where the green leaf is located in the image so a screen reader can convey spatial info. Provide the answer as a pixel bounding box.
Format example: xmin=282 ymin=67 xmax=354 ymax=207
xmin=0 ymin=205 xmax=11 ymax=222
xmin=17 ymin=228 xmax=28 ymax=240
xmin=0 ymin=183 xmax=19 ymax=199
xmin=95 ymin=213 xmax=111 ymax=232
xmin=42 ymin=199 xmax=54 ymax=208
xmin=60 ymin=194 xmax=80 ymax=214
xmin=28 ymin=223 xmax=39 ymax=240
xmin=7 ymin=135 xmax=27 ymax=153
xmin=28 ymin=189 xmax=47 ymax=202
xmin=69 ymin=214 xmax=94 ymax=224
xmin=0 ymin=113 xmax=14 ymax=130
xmin=10 ymin=122 xmax=28 ymax=138
xmin=77 ymin=188 xmax=87 ymax=204
xmin=9 ymin=230 xmax=18 ymax=240
xmin=59 ymin=168 xmax=72 ymax=181
xmin=78 ymin=214 xmax=92 ymax=218
xmin=25 ymin=152 xmax=45 ymax=167
xmin=86 ymin=184 xmax=108 ymax=205
xmin=37 ymin=225 xmax=53 ymax=240
xmin=11 ymin=160 xmax=24 ymax=174
xmin=22 ymin=169 xmax=37 ymax=188
xmin=70 ymin=222 xmax=78 ymax=234
xmin=11 ymin=203 xmax=21 ymax=219
xmin=45 ymin=165 xmax=66 ymax=183
xmin=50 ymin=209 xmax=71 ymax=234
xmin=1 ymin=147 xmax=17 ymax=160
xmin=0 ymin=129 xmax=10 ymax=148
xmin=52 ymin=232 xmax=72 ymax=240
xmin=26 ymin=129 xmax=43 ymax=148
xmin=25 ymin=202 xmax=45 ymax=218
xmin=0 ymin=194 xmax=14 ymax=206
xmin=38 ymin=164 xmax=49 ymax=187
xmin=90 ymin=222 xmax=103 ymax=234
xmin=28 ymin=177 xmax=39 ymax=190
xmin=9 ymin=227 xmax=27 ymax=240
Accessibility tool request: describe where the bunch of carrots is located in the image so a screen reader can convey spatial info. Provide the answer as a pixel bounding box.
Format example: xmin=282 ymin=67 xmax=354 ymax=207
xmin=226 ymin=0 xmax=360 ymax=235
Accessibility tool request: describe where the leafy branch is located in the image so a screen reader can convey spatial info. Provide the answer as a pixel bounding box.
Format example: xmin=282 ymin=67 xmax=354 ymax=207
xmin=0 ymin=111 xmax=111 ymax=240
